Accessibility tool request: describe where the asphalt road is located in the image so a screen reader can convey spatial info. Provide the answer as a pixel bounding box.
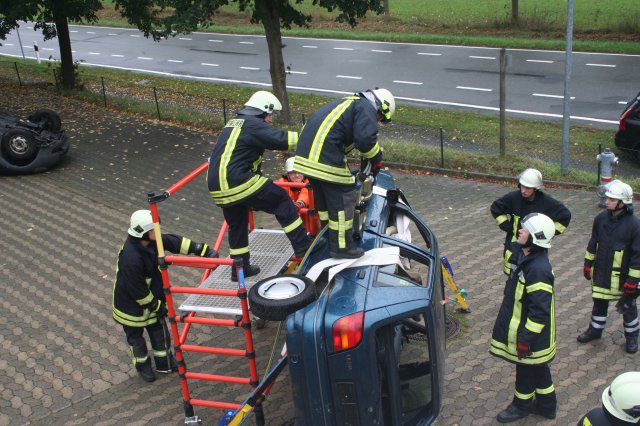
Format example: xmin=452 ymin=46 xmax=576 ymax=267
xmin=1 ymin=23 xmax=638 ymax=127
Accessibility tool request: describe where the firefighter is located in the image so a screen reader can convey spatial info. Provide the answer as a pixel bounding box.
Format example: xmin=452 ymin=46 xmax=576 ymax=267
xmin=490 ymin=213 xmax=558 ymax=423
xmin=577 ymin=371 xmax=640 ymax=425
xmin=578 ymin=180 xmax=640 ymax=354
xmin=293 ymin=88 xmax=394 ymax=258
xmin=112 ymin=210 xmax=217 ymax=382
xmin=207 ymin=91 xmax=311 ymax=280
xmin=491 ymin=168 xmax=571 ymax=275
xmin=277 ymin=157 xmax=319 ymax=236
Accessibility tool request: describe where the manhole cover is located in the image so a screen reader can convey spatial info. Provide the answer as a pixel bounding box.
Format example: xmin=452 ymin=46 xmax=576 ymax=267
xmin=445 ymin=312 xmax=460 ymax=340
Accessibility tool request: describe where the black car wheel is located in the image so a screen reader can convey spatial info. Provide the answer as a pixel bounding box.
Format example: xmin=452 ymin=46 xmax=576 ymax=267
xmin=28 ymin=109 xmax=62 ymax=132
xmin=248 ymin=274 xmax=317 ymax=321
xmin=2 ymin=129 xmax=38 ymax=165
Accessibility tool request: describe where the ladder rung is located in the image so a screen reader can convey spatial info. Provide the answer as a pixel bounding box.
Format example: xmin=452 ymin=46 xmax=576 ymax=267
xmin=185 ymin=371 xmax=251 ymax=384
xmin=189 ymin=399 xmax=241 ymax=410
xmin=181 ymin=316 xmax=238 ymax=327
xmin=181 ymin=344 xmax=246 ymax=357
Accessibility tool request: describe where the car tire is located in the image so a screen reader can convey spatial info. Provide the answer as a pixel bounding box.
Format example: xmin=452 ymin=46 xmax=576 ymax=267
xmin=2 ymin=129 xmax=38 ymax=165
xmin=28 ymin=109 xmax=62 ymax=132
xmin=248 ymin=274 xmax=317 ymax=321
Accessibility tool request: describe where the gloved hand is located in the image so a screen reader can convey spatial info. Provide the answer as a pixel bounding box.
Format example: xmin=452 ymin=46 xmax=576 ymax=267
xmin=152 ymin=300 xmax=168 ymax=319
xmin=194 ymin=242 xmax=217 ymax=258
xmin=616 ymin=296 xmax=635 ymax=315
xmin=516 ymin=341 xmax=531 ymax=359
xmin=295 ymin=200 xmax=305 ymax=209
xmin=583 ymin=266 xmax=592 ymax=281
xmin=359 ymin=157 xmax=372 ymax=178
xmin=203 ymin=246 xmax=218 ymax=258
xmin=623 ymin=281 xmax=638 ymax=297
xmin=370 ymin=152 xmax=383 ymax=177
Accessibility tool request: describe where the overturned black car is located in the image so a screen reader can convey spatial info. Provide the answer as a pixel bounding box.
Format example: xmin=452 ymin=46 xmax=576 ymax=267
xmin=0 ymin=108 xmax=70 ymax=175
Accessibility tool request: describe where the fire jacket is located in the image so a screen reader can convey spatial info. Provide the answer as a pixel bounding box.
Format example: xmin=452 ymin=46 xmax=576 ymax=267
xmin=490 ymin=250 xmax=556 ymax=365
xmin=207 ymin=114 xmax=298 ymax=206
xmin=293 ymin=95 xmax=381 ymax=185
xmin=577 ymin=407 xmax=630 ymax=425
xmin=584 ymin=210 xmax=640 ymax=300
xmin=491 ymin=190 xmax=571 ymax=273
xmin=112 ymin=234 xmax=210 ymax=327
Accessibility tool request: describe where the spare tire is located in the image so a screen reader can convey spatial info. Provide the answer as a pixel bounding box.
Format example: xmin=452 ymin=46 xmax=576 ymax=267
xmin=248 ymin=274 xmax=317 ymax=321
xmin=28 ymin=109 xmax=62 ymax=132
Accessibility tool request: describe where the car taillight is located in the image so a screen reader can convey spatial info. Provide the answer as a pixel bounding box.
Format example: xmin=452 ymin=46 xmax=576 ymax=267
xmin=332 ymin=311 xmax=364 ymax=352
xmin=619 ymin=104 xmax=638 ymax=131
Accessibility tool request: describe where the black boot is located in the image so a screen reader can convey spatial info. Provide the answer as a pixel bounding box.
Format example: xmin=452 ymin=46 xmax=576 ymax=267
xmin=136 ymin=359 xmax=156 ymax=383
xmin=155 ymin=353 xmax=179 ymax=374
xmin=330 ymin=246 xmax=364 ymax=259
xmin=531 ymin=401 xmax=556 ymax=419
xmin=497 ymin=403 xmax=530 ymax=423
xmin=231 ymin=264 xmax=261 ymax=282
xmin=577 ymin=328 xmax=602 ymax=343
xmin=626 ymin=336 xmax=638 ymax=354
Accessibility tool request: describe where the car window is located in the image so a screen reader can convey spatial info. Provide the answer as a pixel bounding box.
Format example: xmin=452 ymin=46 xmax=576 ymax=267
xmin=377 ymin=246 xmax=431 ymax=287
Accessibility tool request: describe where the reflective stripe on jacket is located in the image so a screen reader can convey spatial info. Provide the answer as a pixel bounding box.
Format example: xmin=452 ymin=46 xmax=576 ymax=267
xmin=207 ymin=115 xmax=298 ymax=206
xmin=584 ymin=210 xmax=640 ymax=300
xmin=294 ymin=96 xmax=381 ymax=185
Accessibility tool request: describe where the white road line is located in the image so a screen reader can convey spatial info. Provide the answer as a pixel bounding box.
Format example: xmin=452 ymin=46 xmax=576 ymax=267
xmin=4 ymin=43 xmax=13 ymax=46
xmin=527 ymin=59 xmax=554 ymax=63
xmin=42 ymin=47 xmax=54 ymax=51
xmin=70 ymin=30 xmax=78 ymax=33
xmin=88 ymin=52 xmax=101 ymax=55
xmin=239 ymin=41 xmax=254 ymax=45
xmin=287 ymin=71 xmax=308 ymax=75
xmin=240 ymin=66 xmax=260 ymax=70
xmin=469 ymin=55 xmax=496 ymax=60
xmin=208 ymin=39 xmax=223 ymax=43
xmin=23 ymin=46 xmax=33 ymax=49
xmin=108 ymin=33 xmax=118 ymax=36
xmin=371 ymin=49 xmax=392 ymax=53
xmin=138 ymin=57 xmax=153 ymax=60
xmin=337 ymin=75 xmax=362 ymax=80
xmin=586 ymin=63 xmax=616 ymax=68
xmin=418 ymin=52 xmax=442 ymax=56
xmin=333 ymin=47 xmax=354 ymax=51
xmin=303 ymin=45 xmax=318 ymax=49
xmin=201 ymin=63 xmax=219 ymax=67
xmin=86 ymin=31 xmax=95 ymax=34
xmin=619 ymin=101 xmax=629 ymax=104
xmin=393 ymin=80 xmax=423 ymax=85
xmin=111 ymin=54 xmax=124 ymax=58
xmin=178 ymin=37 xmax=192 ymax=41
xmin=72 ymin=50 xmax=76 ymax=53
xmin=533 ymin=93 xmax=576 ymax=100
xmin=457 ymin=86 xmax=492 ymax=92
xmin=168 ymin=59 xmax=184 ymax=63
xmin=130 ymin=35 xmax=140 ymax=38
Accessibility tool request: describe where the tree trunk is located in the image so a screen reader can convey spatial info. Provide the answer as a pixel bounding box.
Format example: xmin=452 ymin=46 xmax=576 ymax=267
xmin=52 ymin=1 xmax=74 ymax=88
xmin=511 ymin=0 xmax=519 ymax=24
xmin=383 ymin=0 xmax=390 ymax=16
xmin=256 ymin=0 xmax=292 ymax=124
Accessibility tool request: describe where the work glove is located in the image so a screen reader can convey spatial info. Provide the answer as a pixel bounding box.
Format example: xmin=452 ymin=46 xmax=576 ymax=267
xmin=616 ymin=296 xmax=635 ymax=315
xmin=583 ymin=266 xmax=592 ymax=281
xmin=622 ymin=281 xmax=638 ymax=297
xmin=194 ymin=242 xmax=218 ymax=258
xmin=295 ymin=200 xmax=305 ymax=209
xmin=498 ymin=221 xmax=511 ymax=233
xmin=516 ymin=341 xmax=532 ymax=359
xmin=157 ymin=303 xmax=168 ymax=319
xmin=369 ymin=152 xmax=383 ymax=177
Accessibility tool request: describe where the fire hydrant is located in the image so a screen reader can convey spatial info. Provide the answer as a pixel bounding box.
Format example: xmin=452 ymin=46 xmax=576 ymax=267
xmin=596 ymin=148 xmax=619 ymax=207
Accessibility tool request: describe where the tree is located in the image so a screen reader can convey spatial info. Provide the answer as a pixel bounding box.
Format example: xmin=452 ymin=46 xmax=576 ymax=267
xmin=0 ymin=0 xmax=102 ymax=88
xmin=511 ymin=0 xmax=519 ymax=24
xmin=113 ymin=0 xmax=384 ymax=123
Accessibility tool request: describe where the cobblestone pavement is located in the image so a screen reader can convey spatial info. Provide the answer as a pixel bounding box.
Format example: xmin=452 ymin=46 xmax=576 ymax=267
xmin=1 ymin=88 xmax=638 ymax=426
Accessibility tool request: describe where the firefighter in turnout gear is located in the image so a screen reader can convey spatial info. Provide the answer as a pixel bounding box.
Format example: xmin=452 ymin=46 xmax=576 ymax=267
xmin=578 ymin=180 xmax=640 ymax=354
xmin=491 ymin=168 xmax=571 ymax=275
xmin=490 ymin=213 xmax=558 ymax=423
xmin=112 ymin=210 xmax=218 ymax=382
xmin=294 ymin=88 xmax=394 ymax=258
xmin=207 ymin=91 xmax=311 ymax=279
xmin=577 ymin=371 xmax=640 ymax=425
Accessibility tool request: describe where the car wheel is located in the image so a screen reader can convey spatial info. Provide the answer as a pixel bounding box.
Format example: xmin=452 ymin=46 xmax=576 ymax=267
xmin=248 ymin=274 xmax=317 ymax=321
xmin=28 ymin=109 xmax=62 ymax=132
xmin=2 ymin=129 xmax=38 ymax=165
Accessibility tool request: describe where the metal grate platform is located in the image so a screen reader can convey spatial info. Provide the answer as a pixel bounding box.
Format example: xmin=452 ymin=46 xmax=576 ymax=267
xmin=179 ymin=229 xmax=294 ymax=315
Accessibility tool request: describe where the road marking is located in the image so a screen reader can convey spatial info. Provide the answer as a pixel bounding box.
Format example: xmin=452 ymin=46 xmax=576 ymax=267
xmin=108 ymin=33 xmax=118 ymax=36
xmin=70 ymin=30 xmax=78 ymax=33
xmin=23 ymin=45 xmax=33 ymax=49
xmin=527 ymin=59 xmax=554 ymax=63
xmin=4 ymin=43 xmax=13 ymax=46
xmin=371 ymin=49 xmax=392 ymax=53
xmin=418 ymin=52 xmax=442 ymax=56
xmin=86 ymin=31 xmax=95 ymax=34
xmin=239 ymin=41 xmax=254 ymax=45
xmin=130 ymin=34 xmax=141 ymax=38
xmin=201 ymin=62 xmax=219 ymax=67
xmin=302 ymin=45 xmax=318 ymax=49
xmin=393 ymin=80 xmax=423 ymax=85
xmin=168 ymin=59 xmax=184 ymax=63
xmin=337 ymin=75 xmax=362 ymax=80
xmin=42 ymin=48 xmax=54 ymax=51
xmin=457 ymin=86 xmax=492 ymax=92
xmin=208 ymin=39 xmax=223 ymax=43
xmin=240 ymin=66 xmax=260 ymax=70
xmin=533 ymin=93 xmax=575 ymax=99
xmin=469 ymin=55 xmax=496 ymax=60
xmin=586 ymin=63 xmax=616 ymax=68
xmin=333 ymin=47 xmax=354 ymax=51
xmin=88 ymin=52 xmax=101 ymax=55
xmin=111 ymin=54 xmax=124 ymax=57
xmin=178 ymin=37 xmax=192 ymax=41
xmin=138 ymin=57 xmax=153 ymax=60
xmin=287 ymin=70 xmax=307 ymax=75
xmin=619 ymin=101 xmax=629 ymax=104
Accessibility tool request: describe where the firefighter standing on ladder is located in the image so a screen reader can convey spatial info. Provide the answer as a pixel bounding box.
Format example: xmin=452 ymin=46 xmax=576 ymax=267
xmin=294 ymin=88 xmax=394 ymax=259
xmin=207 ymin=91 xmax=311 ymax=280
xmin=490 ymin=168 xmax=571 ymax=275
xmin=578 ymin=180 xmax=640 ymax=354
xmin=112 ymin=210 xmax=218 ymax=382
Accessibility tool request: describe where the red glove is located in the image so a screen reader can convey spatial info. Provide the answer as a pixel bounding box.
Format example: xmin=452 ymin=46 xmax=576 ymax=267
xmin=516 ymin=341 xmax=531 ymax=359
xmin=583 ymin=266 xmax=592 ymax=281
xmin=623 ymin=282 xmax=638 ymax=297
xmin=371 ymin=159 xmax=383 ymax=176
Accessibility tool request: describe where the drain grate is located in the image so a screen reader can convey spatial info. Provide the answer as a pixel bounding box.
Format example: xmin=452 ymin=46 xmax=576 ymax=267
xmin=445 ymin=312 xmax=460 ymax=340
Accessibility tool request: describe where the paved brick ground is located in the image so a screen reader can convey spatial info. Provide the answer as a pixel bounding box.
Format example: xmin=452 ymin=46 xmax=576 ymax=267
xmin=0 ymin=86 xmax=637 ymax=426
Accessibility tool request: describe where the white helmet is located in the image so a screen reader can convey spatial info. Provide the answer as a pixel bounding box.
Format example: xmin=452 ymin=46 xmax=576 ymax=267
xmin=128 ymin=210 xmax=154 ymax=238
xmin=240 ymin=91 xmax=282 ymax=116
xmin=602 ymin=372 xmax=640 ymax=423
xmin=522 ymin=213 xmax=555 ymax=248
xmin=370 ymin=88 xmax=395 ymax=122
xmin=605 ymin=180 xmax=634 ymax=205
xmin=285 ymin=157 xmax=295 ymax=173
xmin=518 ymin=168 xmax=543 ymax=189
